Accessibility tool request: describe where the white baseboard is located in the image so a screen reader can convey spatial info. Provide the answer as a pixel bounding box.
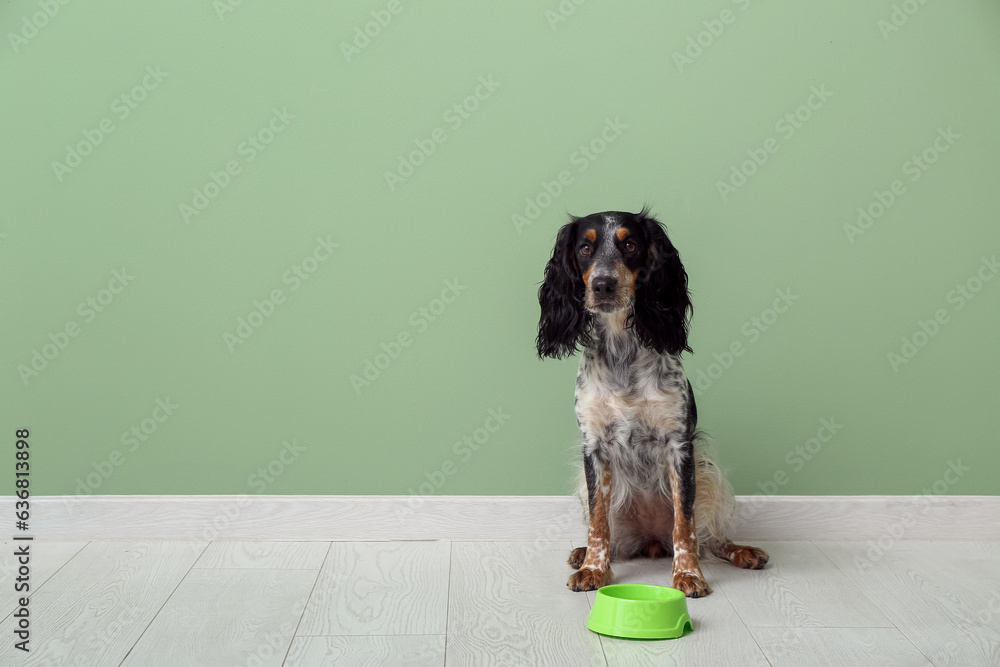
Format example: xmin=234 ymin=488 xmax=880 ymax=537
xmin=9 ymin=494 xmax=999 ymax=542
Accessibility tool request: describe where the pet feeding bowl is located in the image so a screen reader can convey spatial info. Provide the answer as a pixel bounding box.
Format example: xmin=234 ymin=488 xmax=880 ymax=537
xmin=586 ymin=584 xmax=692 ymax=640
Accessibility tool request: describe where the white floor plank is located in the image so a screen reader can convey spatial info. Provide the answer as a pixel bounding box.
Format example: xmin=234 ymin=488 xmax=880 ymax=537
xmin=702 ymin=541 xmax=893 ymax=628
xmin=446 ymin=541 xmax=606 ymax=667
xmin=592 ymin=556 xmax=770 ymax=667
xmin=750 ymin=627 xmax=932 ymax=666
xmin=285 ymin=635 xmax=445 ymax=667
xmin=818 ymin=540 xmax=1000 ymax=666
xmin=0 ymin=540 xmax=87 ymax=617
xmin=298 ymin=541 xmax=450 ymax=636
xmin=195 ymin=541 xmax=330 ymax=569
xmin=123 ymin=568 xmax=317 ymax=666
xmin=0 ymin=541 xmax=205 ymax=666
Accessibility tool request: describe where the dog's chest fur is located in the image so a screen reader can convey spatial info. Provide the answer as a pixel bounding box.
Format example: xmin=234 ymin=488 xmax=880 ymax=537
xmin=574 ymin=318 xmax=692 ymax=493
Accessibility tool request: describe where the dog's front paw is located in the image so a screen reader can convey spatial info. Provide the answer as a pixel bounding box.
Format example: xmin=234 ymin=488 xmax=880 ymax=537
xmin=672 ymin=570 xmax=712 ymax=598
xmin=567 ymin=567 xmax=612 ymax=592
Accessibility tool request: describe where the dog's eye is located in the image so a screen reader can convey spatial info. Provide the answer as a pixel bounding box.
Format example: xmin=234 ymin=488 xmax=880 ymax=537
xmin=580 ymin=244 xmax=592 ymax=256
xmin=624 ymin=240 xmax=636 ymax=253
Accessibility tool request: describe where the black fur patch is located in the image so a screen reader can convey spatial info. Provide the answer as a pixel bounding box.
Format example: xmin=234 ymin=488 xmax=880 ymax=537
xmin=583 ymin=452 xmax=597 ymax=514
xmin=677 ymin=441 xmax=697 ymax=519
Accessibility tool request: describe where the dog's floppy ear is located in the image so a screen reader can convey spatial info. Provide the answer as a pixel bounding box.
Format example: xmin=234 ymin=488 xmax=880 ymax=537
xmin=537 ymin=219 xmax=590 ymax=359
xmin=631 ymin=210 xmax=693 ymax=355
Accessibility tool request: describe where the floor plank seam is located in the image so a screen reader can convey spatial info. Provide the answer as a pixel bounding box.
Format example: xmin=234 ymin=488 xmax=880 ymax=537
xmin=809 ymin=541 xmax=898 ymax=628
xmin=704 ymin=564 xmax=774 ymax=666
xmin=0 ymin=540 xmax=91 ymax=624
xmin=809 ymin=541 xmax=939 ymax=666
xmin=280 ymin=541 xmax=333 ymax=667
xmin=742 ymin=619 xmax=775 ymax=667
xmin=117 ymin=541 xmax=210 ymax=667
xmin=443 ymin=541 xmax=453 ymax=666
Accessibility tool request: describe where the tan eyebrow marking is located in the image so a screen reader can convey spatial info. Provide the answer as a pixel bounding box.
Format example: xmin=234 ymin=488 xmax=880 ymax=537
xmin=584 ymin=229 xmax=597 ymax=242
xmin=615 ymin=227 xmax=629 ymax=241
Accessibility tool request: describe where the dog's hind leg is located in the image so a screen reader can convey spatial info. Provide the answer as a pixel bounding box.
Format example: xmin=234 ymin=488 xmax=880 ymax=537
xmin=690 ymin=443 xmax=770 ymax=571
xmin=709 ymin=540 xmax=770 ymax=569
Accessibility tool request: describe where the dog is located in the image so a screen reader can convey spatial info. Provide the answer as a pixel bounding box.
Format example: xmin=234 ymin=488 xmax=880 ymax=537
xmin=536 ymin=208 xmax=768 ymax=597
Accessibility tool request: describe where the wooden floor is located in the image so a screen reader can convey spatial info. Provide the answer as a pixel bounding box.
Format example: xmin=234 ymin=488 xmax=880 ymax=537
xmin=2 ymin=539 xmax=998 ymax=666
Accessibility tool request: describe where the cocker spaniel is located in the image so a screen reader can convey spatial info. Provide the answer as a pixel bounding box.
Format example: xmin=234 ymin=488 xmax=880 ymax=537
xmin=537 ymin=208 xmax=768 ymax=597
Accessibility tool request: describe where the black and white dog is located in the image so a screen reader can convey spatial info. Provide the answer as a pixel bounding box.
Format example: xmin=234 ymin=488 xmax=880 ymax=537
xmin=537 ymin=208 xmax=768 ymax=597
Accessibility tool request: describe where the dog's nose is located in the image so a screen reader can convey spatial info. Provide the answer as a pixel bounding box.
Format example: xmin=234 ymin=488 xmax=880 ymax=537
xmin=591 ymin=276 xmax=617 ymax=295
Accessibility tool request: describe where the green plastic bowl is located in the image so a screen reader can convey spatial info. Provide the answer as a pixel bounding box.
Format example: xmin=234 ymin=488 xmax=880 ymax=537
xmin=587 ymin=584 xmax=692 ymax=640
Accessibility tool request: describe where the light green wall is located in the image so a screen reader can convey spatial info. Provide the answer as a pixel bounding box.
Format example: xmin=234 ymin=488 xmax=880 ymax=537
xmin=3 ymin=1 xmax=998 ymax=497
